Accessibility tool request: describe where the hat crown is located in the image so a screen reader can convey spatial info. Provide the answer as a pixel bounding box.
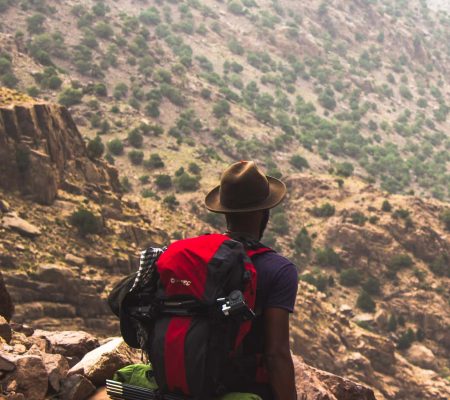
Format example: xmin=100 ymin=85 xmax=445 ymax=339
xmin=219 ymin=161 xmax=269 ymax=209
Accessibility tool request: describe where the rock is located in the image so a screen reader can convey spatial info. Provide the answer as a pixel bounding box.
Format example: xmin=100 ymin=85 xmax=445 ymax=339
xmin=68 ymin=337 xmax=140 ymax=386
xmin=34 ymin=264 xmax=76 ymax=283
xmin=339 ymin=304 xmax=353 ymax=317
xmin=65 ymin=253 xmax=85 ymax=267
xmin=0 ymin=316 xmax=12 ymax=343
xmin=60 ymin=374 xmax=96 ymax=400
xmin=406 ymin=343 xmax=437 ymax=370
xmin=0 ymin=199 xmax=10 ymax=212
xmin=374 ymin=309 xmax=389 ymax=329
xmin=42 ymin=352 xmax=70 ymax=392
xmin=0 ymin=353 xmax=16 ymax=372
xmin=32 ymin=330 xmax=99 ymax=359
xmin=1 ymin=214 xmax=41 ymax=238
xmin=293 ymin=355 xmax=376 ymax=400
xmin=87 ymin=387 xmax=109 ymax=400
xmin=0 ymin=271 xmax=14 ymax=321
xmin=1 ymin=354 xmax=48 ymax=400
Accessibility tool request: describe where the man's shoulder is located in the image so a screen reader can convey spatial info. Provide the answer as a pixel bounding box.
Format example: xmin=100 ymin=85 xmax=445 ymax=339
xmin=254 ymin=249 xmax=297 ymax=272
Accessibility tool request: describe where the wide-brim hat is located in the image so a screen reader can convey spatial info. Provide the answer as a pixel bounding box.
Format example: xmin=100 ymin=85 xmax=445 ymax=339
xmin=205 ymin=161 xmax=286 ymax=213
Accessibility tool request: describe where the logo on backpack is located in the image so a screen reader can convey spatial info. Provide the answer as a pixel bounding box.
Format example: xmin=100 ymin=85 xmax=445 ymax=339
xmin=169 ymin=278 xmax=192 ymax=286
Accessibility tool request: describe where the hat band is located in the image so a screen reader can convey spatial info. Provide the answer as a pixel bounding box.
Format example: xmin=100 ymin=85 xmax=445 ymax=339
xmin=221 ymin=191 xmax=270 ymax=209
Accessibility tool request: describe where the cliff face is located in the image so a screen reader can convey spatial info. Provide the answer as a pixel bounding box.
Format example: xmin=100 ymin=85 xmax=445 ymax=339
xmin=0 ymin=89 xmax=120 ymax=205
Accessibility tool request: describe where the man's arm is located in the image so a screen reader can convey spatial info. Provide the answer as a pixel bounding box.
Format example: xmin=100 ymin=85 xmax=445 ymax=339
xmin=264 ymin=307 xmax=297 ymax=400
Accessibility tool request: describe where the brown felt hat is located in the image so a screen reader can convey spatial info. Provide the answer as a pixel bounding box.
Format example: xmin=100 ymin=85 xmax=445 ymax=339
xmin=205 ymin=161 xmax=287 ymax=213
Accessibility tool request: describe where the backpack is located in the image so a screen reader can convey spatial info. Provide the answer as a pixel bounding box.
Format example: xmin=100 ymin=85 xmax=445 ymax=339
xmin=108 ymin=233 xmax=272 ymax=400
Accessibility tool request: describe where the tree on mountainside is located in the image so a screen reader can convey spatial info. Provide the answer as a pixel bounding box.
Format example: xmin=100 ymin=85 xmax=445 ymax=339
xmin=69 ymin=208 xmax=101 ymax=237
xmin=213 ymin=99 xmax=230 ymax=118
xmin=356 ymin=290 xmax=376 ymax=312
xmin=441 ymin=209 xmax=450 ymax=231
xmin=27 ymin=14 xmax=46 ymax=34
xmin=87 ymin=136 xmax=104 ymax=160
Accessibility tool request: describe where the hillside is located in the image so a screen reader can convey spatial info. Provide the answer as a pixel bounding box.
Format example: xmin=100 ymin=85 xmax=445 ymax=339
xmin=0 ymin=0 xmax=449 ymax=398
xmin=1 ymin=91 xmax=449 ymax=398
xmin=0 ymin=0 xmax=449 ymax=203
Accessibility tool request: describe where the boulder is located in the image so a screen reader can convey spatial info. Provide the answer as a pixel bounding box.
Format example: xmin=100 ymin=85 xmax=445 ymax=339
xmin=68 ymin=337 xmax=140 ymax=386
xmin=60 ymin=374 xmax=96 ymax=400
xmin=406 ymin=343 xmax=437 ymax=370
xmin=0 ymin=199 xmax=10 ymax=212
xmin=293 ymin=355 xmax=377 ymax=400
xmin=1 ymin=354 xmax=48 ymax=400
xmin=0 ymin=271 xmax=14 ymax=321
xmin=42 ymin=352 xmax=70 ymax=392
xmin=34 ymin=264 xmax=76 ymax=284
xmin=0 ymin=353 xmax=16 ymax=372
xmin=65 ymin=253 xmax=85 ymax=267
xmin=32 ymin=330 xmax=99 ymax=359
xmin=0 ymin=316 xmax=12 ymax=343
xmin=1 ymin=214 xmax=41 ymax=238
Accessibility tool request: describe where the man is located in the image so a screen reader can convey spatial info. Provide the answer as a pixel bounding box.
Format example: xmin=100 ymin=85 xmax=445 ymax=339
xmin=205 ymin=160 xmax=298 ymax=400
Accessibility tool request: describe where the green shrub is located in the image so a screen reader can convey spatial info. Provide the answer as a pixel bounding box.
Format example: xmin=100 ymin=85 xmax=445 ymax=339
xmin=312 ymin=203 xmax=335 ymax=217
xmin=128 ymin=129 xmax=144 ymax=148
xmin=392 ymin=208 xmax=410 ymax=219
xmin=69 ymin=208 xmax=101 ymax=236
xmin=213 ymin=99 xmax=230 ymax=118
xmin=335 ymin=162 xmax=354 ymax=177
xmin=58 ymin=88 xmax=83 ymax=107
xmin=0 ymin=0 xmax=10 ymax=12
xmin=121 ymin=177 xmax=132 ymax=192
xmin=271 ymin=212 xmax=289 ymax=235
xmin=316 ymin=247 xmax=341 ymax=268
xmin=204 ymin=212 xmax=225 ymax=230
xmin=362 ymin=277 xmax=381 ymax=295
xmin=141 ymin=189 xmax=157 ymax=198
xmin=1 ymin=72 xmax=18 ymax=88
xmin=299 ymin=272 xmax=329 ymax=292
xmin=175 ymin=172 xmax=200 ymax=192
xmin=339 ymin=268 xmax=361 ymax=287
xmin=144 ymin=153 xmax=165 ymax=169
xmin=145 ymin=101 xmax=160 ymax=118
xmin=86 ymin=136 xmax=104 ymax=159
xmin=294 ymin=227 xmax=312 ymax=255
xmin=397 ymin=328 xmax=415 ymax=350
xmin=163 ymin=194 xmax=179 ymax=210
xmin=114 ymin=83 xmax=128 ymax=99
xmin=139 ymin=175 xmax=150 ymax=184
xmin=290 ymin=154 xmax=309 ymax=171
xmin=27 ymin=13 xmax=46 ymax=34
xmin=381 ymin=200 xmax=392 ymax=212
xmin=318 ymin=87 xmax=336 ymax=110
xmin=200 ymin=88 xmax=211 ymax=99
xmin=188 ymin=162 xmax=201 ymax=175
xmin=399 ymin=85 xmax=413 ymax=100
xmin=94 ymin=22 xmax=114 ymax=39
xmin=429 ymin=255 xmax=449 ymax=277
xmin=228 ymin=38 xmax=245 ymax=55
xmin=441 ymin=209 xmax=450 ymax=231
xmin=128 ymin=150 xmax=144 ymax=165
xmin=350 ymin=211 xmax=367 ymax=226
xmin=388 ymin=254 xmax=413 ymax=272
xmin=155 ymin=174 xmax=172 ymax=189
xmin=356 ymin=290 xmax=376 ymax=312
xmin=228 ymin=1 xmax=244 ymax=15
xmin=107 ymin=139 xmax=124 ymax=156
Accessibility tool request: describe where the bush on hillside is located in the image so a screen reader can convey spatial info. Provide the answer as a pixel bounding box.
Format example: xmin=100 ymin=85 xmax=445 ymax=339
xmin=163 ymin=195 xmax=179 ymax=210
xmin=69 ymin=208 xmax=101 ymax=236
xmin=106 ymin=138 xmax=123 ymax=155
xmin=155 ymin=174 xmax=172 ymax=190
xmin=213 ymin=99 xmax=231 ymax=118
xmin=128 ymin=129 xmax=144 ymax=148
xmin=294 ymin=227 xmax=312 ymax=255
xmin=316 ymin=247 xmax=341 ymax=268
xmin=339 ymin=268 xmax=361 ymax=287
xmin=1 ymin=72 xmax=18 ymax=89
xmin=86 ymin=136 xmax=104 ymax=160
xmin=175 ymin=172 xmax=200 ymax=192
xmin=128 ymin=150 xmax=144 ymax=165
xmin=356 ymin=290 xmax=376 ymax=313
xmin=429 ymin=255 xmax=449 ymax=277
xmin=362 ymin=276 xmax=381 ymax=296
xmin=312 ymin=203 xmax=335 ymax=218
xmin=290 ymin=154 xmax=309 ymax=171
xmin=441 ymin=209 xmax=450 ymax=231
xmin=387 ymin=254 xmax=413 ymax=273
xmin=335 ymin=162 xmax=354 ymax=177
xmin=350 ymin=211 xmax=367 ymax=226
xmin=27 ymin=13 xmax=46 ymax=34
xmin=58 ymin=88 xmax=83 ymax=107
xmin=144 ymin=153 xmax=165 ymax=169
xmin=271 ymin=212 xmax=289 ymax=235
xmin=188 ymin=162 xmax=201 ymax=175
xmin=114 ymin=83 xmax=128 ymax=99
xmin=381 ymin=200 xmax=392 ymax=212
xmin=397 ymin=328 xmax=415 ymax=350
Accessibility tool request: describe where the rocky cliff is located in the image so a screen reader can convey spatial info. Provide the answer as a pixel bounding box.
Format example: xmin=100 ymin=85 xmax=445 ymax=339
xmin=0 ymin=317 xmax=376 ymax=400
xmin=0 ymin=88 xmax=120 ymax=205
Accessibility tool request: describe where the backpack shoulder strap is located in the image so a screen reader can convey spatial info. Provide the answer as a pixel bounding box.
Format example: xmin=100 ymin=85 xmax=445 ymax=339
xmin=246 ymin=246 xmax=273 ymax=258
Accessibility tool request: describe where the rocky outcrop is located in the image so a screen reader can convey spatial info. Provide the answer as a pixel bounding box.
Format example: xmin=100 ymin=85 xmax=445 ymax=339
xmin=0 ymin=319 xmax=378 ymax=400
xmin=0 ymin=89 xmax=120 ymax=205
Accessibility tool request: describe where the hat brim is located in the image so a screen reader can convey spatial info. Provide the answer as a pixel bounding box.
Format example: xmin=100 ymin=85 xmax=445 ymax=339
xmin=205 ymin=176 xmax=287 ymax=213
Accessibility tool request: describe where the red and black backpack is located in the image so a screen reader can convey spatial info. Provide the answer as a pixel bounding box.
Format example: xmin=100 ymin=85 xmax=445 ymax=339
xmin=108 ymin=233 xmax=272 ymax=399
